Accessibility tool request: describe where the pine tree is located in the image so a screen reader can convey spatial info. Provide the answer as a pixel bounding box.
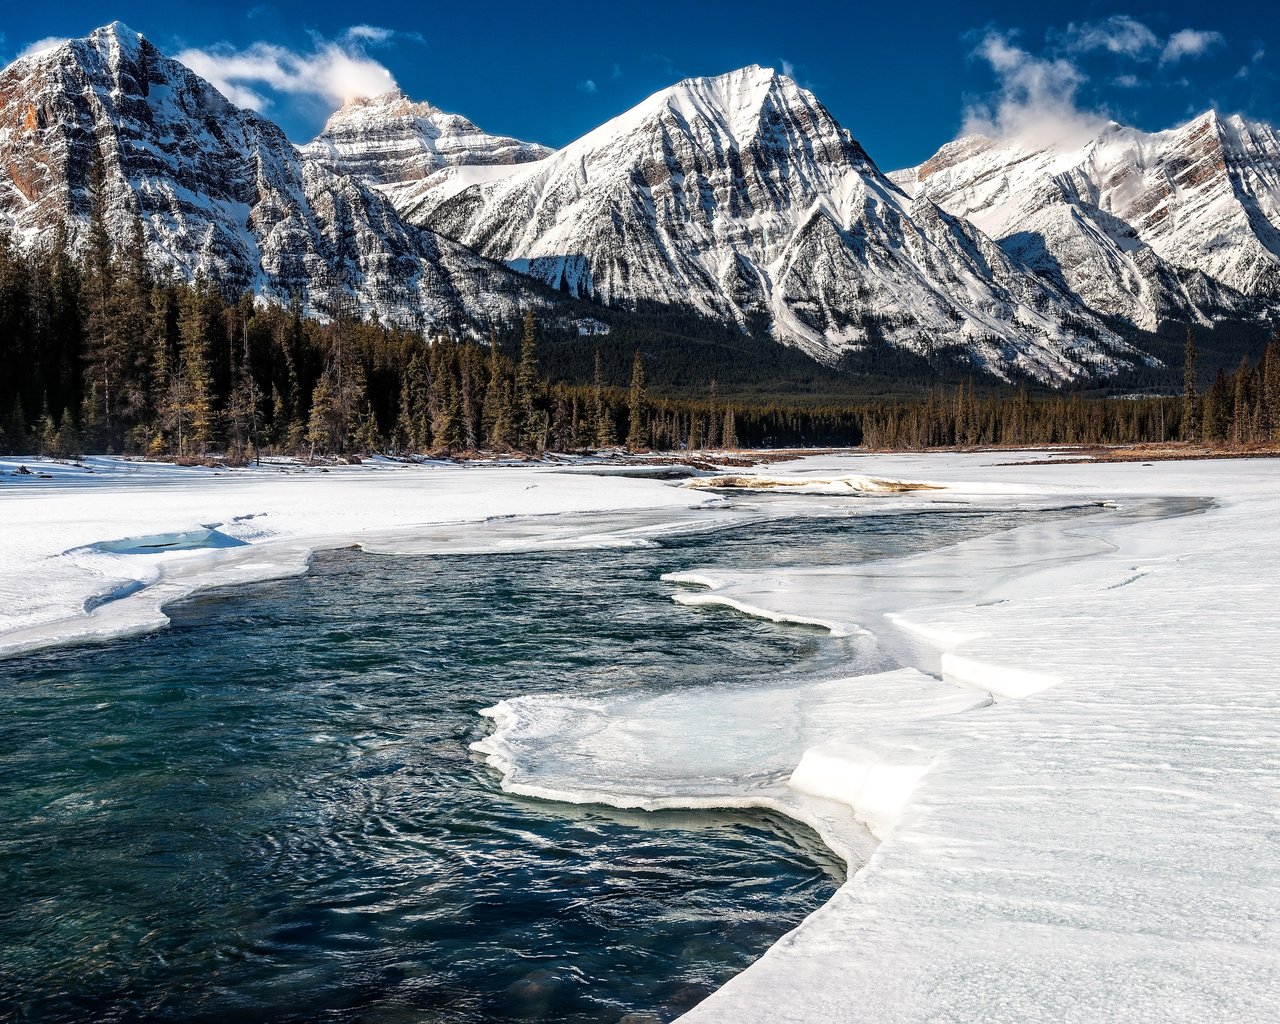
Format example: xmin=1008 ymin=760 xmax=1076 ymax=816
xmin=1182 ymin=325 xmax=1201 ymax=441
xmin=1203 ymin=368 xmax=1231 ymax=442
xmin=55 ymin=407 xmax=81 ymax=459
xmin=722 ymin=405 xmax=739 ymax=450
xmin=592 ymin=347 xmax=615 ymax=448
xmin=1232 ymin=356 xmax=1251 ymax=446
xmin=705 ymin=379 xmax=720 ymax=449
xmin=81 ymin=155 xmax=122 ymax=448
xmin=514 ymin=311 xmax=545 ymax=451
xmin=626 ymin=349 xmax=647 ymax=451
xmin=459 ymin=346 xmax=479 ymax=451
xmin=1264 ymin=337 xmax=1280 ymax=441
xmin=176 ymin=277 xmax=216 ymax=454
xmin=307 ymin=372 xmax=337 ymax=459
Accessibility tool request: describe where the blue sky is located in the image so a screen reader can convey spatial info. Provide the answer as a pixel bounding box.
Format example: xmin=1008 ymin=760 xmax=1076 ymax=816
xmin=3 ymin=1 xmax=1275 ymax=169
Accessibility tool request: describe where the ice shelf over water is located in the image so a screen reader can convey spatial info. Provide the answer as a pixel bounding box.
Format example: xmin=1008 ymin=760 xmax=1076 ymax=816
xmin=3 ymin=451 xmax=1279 ymax=1022
xmin=474 ymin=453 xmax=1280 ymax=1023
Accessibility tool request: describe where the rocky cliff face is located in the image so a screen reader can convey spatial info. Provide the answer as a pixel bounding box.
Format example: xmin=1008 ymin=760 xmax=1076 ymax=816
xmin=18 ymin=25 xmax=1276 ymax=384
xmin=301 ymin=90 xmax=552 ymax=222
xmin=422 ymin=66 xmax=1134 ymax=382
xmin=892 ymin=113 xmax=1280 ymax=331
xmin=0 ymin=23 xmax=545 ymax=330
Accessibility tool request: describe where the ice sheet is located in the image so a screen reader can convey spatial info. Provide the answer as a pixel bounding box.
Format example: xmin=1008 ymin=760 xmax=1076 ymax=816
xmin=477 ymin=452 xmax=1280 ymax=1023
xmin=6 ymin=450 xmax=1279 ymax=1022
xmin=0 ymin=456 xmax=724 ymax=658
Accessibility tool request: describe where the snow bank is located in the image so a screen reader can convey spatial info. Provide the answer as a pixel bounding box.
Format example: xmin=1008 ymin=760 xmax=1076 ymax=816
xmin=0 ymin=456 xmax=721 ymax=659
xmin=478 ymin=451 xmax=1280 ymax=1023
xmin=8 ymin=449 xmax=1280 ymax=1021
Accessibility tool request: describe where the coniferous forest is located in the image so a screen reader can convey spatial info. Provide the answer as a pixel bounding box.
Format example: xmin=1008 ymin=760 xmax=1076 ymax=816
xmin=3 ymin=222 xmax=1279 ymax=460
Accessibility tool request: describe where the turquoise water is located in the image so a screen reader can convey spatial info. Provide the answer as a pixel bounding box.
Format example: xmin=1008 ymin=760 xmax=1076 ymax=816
xmin=1 ymin=506 xmax=1074 ymax=1023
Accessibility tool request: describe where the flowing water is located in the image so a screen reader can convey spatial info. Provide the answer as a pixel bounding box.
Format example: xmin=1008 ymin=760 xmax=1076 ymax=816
xmin=0 ymin=503 xmax=1086 ymax=1023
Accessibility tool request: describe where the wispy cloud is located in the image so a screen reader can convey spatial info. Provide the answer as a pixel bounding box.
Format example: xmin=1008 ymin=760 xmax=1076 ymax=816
xmin=1161 ymin=29 xmax=1225 ymax=66
xmin=577 ymin=78 xmax=597 ymax=94
xmin=18 ymin=36 xmax=70 ymax=60
xmin=1061 ymin=15 xmax=1158 ymax=58
xmin=175 ymin=29 xmax=399 ymax=112
xmin=964 ymin=31 xmax=1099 ymax=146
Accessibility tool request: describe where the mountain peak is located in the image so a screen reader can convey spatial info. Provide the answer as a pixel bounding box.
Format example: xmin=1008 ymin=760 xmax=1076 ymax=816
xmin=88 ymin=21 xmax=146 ymax=54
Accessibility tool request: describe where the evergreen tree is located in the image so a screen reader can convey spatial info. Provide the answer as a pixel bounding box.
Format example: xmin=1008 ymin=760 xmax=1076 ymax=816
xmin=514 ymin=311 xmax=545 ymax=451
xmin=176 ymin=277 xmax=216 ymax=454
xmin=1182 ymin=325 xmax=1201 ymax=441
xmin=626 ymin=350 xmax=647 ymax=451
xmin=592 ymin=347 xmax=615 ymax=448
xmin=722 ymin=405 xmax=739 ymax=449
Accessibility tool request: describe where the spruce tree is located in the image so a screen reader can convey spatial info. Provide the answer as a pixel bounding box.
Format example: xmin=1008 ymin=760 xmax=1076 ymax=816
xmin=514 ymin=311 xmax=544 ymax=450
xmin=592 ymin=347 xmax=615 ymax=448
xmin=722 ymin=406 xmax=739 ymax=449
xmin=1232 ymin=356 xmax=1252 ymax=446
xmin=176 ymin=277 xmax=216 ymax=454
xmin=1182 ymin=325 xmax=1201 ymax=441
xmin=626 ymin=349 xmax=647 ymax=452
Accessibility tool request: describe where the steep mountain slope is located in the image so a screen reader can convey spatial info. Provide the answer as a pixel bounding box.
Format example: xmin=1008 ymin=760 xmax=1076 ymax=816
xmin=0 ymin=23 xmax=545 ymax=329
xmin=421 ymin=66 xmax=1133 ymax=383
xmin=892 ymin=114 xmax=1280 ymax=330
xmin=301 ymin=89 xmax=552 ymax=222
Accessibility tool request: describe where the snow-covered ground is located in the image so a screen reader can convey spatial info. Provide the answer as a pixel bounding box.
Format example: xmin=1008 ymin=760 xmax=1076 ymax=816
xmin=476 ymin=452 xmax=1280 ymax=1023
xmin=0 ymin=455 xmax=721 ymax=658
xmin=4 ymin=451 xmax=1278 ymax=1022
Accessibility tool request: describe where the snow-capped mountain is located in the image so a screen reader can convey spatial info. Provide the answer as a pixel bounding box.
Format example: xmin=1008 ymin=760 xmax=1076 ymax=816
xmin=892 ymin=113 xmax=1280 ymax=331
xmin=0 ymin=23 xmax=545 ymax=330
xmin=422 ymin=66 xmax=1134 ymax=382
xmin=301 ymin=90 xmax=553 ymax=223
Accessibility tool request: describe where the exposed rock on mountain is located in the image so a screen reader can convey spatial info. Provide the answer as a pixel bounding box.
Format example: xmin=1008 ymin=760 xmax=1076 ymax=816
xmin=892 ymin=113 xmax=1280 ymax=331
xmin=421 ymin=66 xmax=1134 ymax=382
xmin=0 ymin=23 xmax=544 ymax=330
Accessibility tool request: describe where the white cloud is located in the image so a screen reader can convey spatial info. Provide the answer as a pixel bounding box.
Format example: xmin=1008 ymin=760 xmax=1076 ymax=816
xmin=1114 ymin=74 xmax=1142 ymax=88
xmin=344 ymin=25 xmax=395 ymax=44
xmin=1161 ymin=29 xmax=1225 ymax=65
xmin=18 ymin=36 xmax=70 ymax=60
xmin=175 ymin=33 xmax=396 ymax=112
xmin=781 ymin=59 xmax=796 ymax=79
xmin=1063 ymin=16 xmax=1158 ymax=58
xmin=964 ymin=32 xmax=1102 ymax=147
xmin=577 ymin=78 xmax=597 ymax=94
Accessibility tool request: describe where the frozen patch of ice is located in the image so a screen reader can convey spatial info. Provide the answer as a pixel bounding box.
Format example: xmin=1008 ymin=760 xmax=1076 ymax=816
xmin=81 ymin=527 xmax=248 ymax=555
xmin=473 ymin=668 xmax=987 ymax=868
xmin=687 ymin=473 xmax=942 ymax=495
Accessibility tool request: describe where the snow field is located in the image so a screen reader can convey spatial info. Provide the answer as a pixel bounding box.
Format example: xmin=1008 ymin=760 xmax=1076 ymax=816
xmin=5 ymin=451 xmax=1279 ymax=1023
xmin=478 ymin=452 xmax=1280 ymax=1023
xmin=0 ymin=456 xmax=715 ymax=659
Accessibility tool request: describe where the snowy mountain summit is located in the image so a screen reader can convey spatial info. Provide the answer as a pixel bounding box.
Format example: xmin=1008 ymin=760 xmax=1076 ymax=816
xmin=0 ymin=23 xmax=545 ymax=330
xmin=6 ymin=25 xmax=1278 ymax=384
xmin=301 ymin=89 xmax=553 ymax=220
xmin=422 ymin=65 xmax=1133 ymax=381
xmin=892 ymin=112 xmax=1280 ymax=331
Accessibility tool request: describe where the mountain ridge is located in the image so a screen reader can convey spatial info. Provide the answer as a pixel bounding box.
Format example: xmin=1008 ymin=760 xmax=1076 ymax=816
xmin=3 ymin=23 xmax=1278 ymax=390
xmin=891 ymin=112 xmax=1280 ymax=332
xmin=0 ymin=22 xmax=551 ymax=332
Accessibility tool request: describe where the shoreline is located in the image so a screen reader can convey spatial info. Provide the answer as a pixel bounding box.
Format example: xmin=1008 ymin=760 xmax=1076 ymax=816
xmin=5 ymin=452 xmax=1280 ymax=1022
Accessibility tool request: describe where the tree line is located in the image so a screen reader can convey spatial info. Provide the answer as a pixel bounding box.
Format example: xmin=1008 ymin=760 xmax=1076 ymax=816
xmin=3 ymin=212 xmax=1279 ymax=459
